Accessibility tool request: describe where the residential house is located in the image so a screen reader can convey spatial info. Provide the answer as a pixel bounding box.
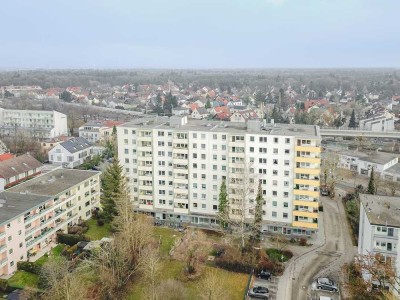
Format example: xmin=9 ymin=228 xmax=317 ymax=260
xmin=230 ymin=110 xmax=259 ymax=123
xmin=48 ymin=137 xmax=93 ymax=168
xmin=0 ymin=169 xmax=100 ymax=276
xmin=172 ymin=107 xmax=190 ymax=116
xmin=0 ymin=153 xmax=43 ymax=190
xmin=191 ymin=107 xmax=209 ymax=120
xmin=41 ymin=136 xmax=73 ymax=156
xmin=358 ymin=194 xmax=400 ymax=296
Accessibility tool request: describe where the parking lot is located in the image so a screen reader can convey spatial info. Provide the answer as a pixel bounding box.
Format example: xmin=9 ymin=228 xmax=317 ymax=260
xmin=247 ymin=276 xmax=279 ymax=300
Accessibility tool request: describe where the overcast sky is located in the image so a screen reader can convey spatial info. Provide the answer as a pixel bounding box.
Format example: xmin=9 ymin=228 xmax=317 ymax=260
xmin=1 ymin=0 xmax=399 ymax=69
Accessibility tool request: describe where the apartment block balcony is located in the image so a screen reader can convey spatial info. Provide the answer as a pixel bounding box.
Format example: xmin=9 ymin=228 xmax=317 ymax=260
xmin=294 ymin=178 xmax=320 ymax=187
xmin=26 ymin=227 xmax=55 ymax=248
xmin=0 ymin=232 xmax=5 ymax=239
xmin=172 ymin=148 xmax=189 ymax=155
xmin=294 ymin=168 xmax=320 ymax=175
xmin=0 ymin=244 xmax=6 ymax=252
xmin=293 ymin=189 xmax=319 ymax=197
xmin=292 ymin=220 xmax=318 ymax=229
xmin=174 ymin=207 xmax=189 ymax=214
xmin=295 ymin=145 xmax=321 ymax=153
xmin=293 ymin=200 xmax=319 ymax=208
xmin=295 ymin=156 xmax=321 ymax=164
xmin=293 ymin=210 xmax=319 ymax=219
xmin=0 ymin=258 xmax=7 ymax=268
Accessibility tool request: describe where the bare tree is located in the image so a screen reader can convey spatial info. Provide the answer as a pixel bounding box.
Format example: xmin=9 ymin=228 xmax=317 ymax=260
xmin=142 ymin=248 xmax=161 ymax=300
xmin=321 ymin=152 xmax=340 ymax=198
xmin=198 ymin=268 xmax=230 ymax=300
xmin=156 ymin=279 xmax=188 ymax=300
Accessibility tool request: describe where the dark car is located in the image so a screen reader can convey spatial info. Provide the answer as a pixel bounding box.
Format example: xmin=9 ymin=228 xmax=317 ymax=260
xmin=257 ymin=270 xmax=272 ymax=280
xmin=311 ymin=277 xmax=338 ymax=292
xmin=248 ymin=286 xmax=269 ymax=299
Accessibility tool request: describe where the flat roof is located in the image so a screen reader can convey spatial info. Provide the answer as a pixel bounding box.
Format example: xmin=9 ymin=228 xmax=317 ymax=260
xmin=119 ymin=117 xmax=320 ymax=138
xmin=340 ymin=151 xmax=399 ymax=165
xmin=360 ymin=194 xmax=400 ymax=227
xmin=0 ymin=191 xmax=50 ymax=226
xmin=384 ymin=163 xmax=400 ymax=175
xmin=8 ymin=169 xmax=100 ymax=196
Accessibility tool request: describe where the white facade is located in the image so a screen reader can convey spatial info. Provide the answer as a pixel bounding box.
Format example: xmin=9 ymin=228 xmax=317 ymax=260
xmin=117 ymin=117 xmax=321 ymax=235
xmin=358 ymin=194 xmax=400 ymax=296
xmin=0 ymin=109 xmax=68 ymax=138
xmin=48 ymin=138 xmax=93 ymax=168
xmin=0 ymin=169 xmax=100 ymax=276
xmin=338 ymin=151 xmax=398 ymax=176
xmin=359 ymin=113 xmax=395 ymax=132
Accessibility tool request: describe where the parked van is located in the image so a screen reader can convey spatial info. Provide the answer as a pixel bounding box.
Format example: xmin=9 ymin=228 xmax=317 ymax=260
xmin=319 ymin=296 xmax=332 ymax=300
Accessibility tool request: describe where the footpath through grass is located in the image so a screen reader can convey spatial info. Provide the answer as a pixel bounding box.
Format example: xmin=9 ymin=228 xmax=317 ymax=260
xmin=85 ymin=219 xmax=112 ymax=240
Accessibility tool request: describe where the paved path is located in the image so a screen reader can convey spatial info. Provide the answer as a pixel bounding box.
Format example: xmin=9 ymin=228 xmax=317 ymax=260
xmin=277 ymin=194 xmax=356 ymax=300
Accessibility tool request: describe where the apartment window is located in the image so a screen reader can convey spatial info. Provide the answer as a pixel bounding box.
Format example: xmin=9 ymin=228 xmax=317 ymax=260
xmin=213 ymin=134 xmax=217 ymax=140
xmin=158 ymin=141 xmax=164 ymax=146
xmin=259 ymin=169 xmax=267 ymax=174
xmin=259 ymin=137 xmax=267 ymax=142
xmin=272 ymin=191 xmax=277 ymax=196
xmin=201 ymin=154 xmax=206 ymax=159
xmin=285 ymin=138 xmax=290 ymax=144
xmin=9 ymin=249 xmax=13 ymax=254
xmin=159 ymin=180 xmax=165 ymax=185
xmin=285 ymin=149 xmax=290 ymax=154
xmin=222 ymin=155 xmax=226 ymax=161
xmin=193 ymin=183 xmax=198 ymax=188
xmin=201 ymin=144 xmax=206 ymax=149
xmin=213 ymin=155 xmax=217 ymax=160
xmin=250 ymin=136 xmax=255 ymax=142
xmin=193 ymin=203 xmax=198 ymax=208
xmin=213 ymin=165 xmax=217 ymax=170
xmin=213 ymin=145 xmax=217 ymax=150
xmin=250 ymin=157 xmax=254 ymax=163
xmin=193 ymin=173 xmax=197 ymax=178
xmin=283 ymin=202 xmax=289 ymax=208
xmin=124 ymin=149 xmax=129 ymax=154
xmin=201 ymin=134 xmax=206 ymax=139
xmin=193 ymin=133 xmax=197 ymax=138
xmin=273 ymin=180 xmax=278 ymax=186
xmin=222 ymin=145 xmax=226 ymax=150
xmin=259 ymin=148 xmax=267 ymax=153
xmin=274 ymin=137 xmax=279 ymax=143
xmin=124 ymin=129 xmax=128 ymax=134
xmin=259 ymin=158 xmax=267 ymax=164
xmin=202 ymin=194 xmax=206 ymax=199
xmin=202 ymin=184 xmax=206 ymax=189
xmin=284 ymin=192 xmax=289 ymax=198
xmin=10 ymin=261 xmax=14 ymax=267
xmin=159 ymin=190 xmax=166 ymax=195
xmin=222 ymin=135 xmax=226 ymax=140
xmin=273 ymin=159 xmax=278 ymax=164
xmin=202 ymin=204 xmax=206 ymax=209
xmin=193 ymin=193 xmax=198 ymax=198
xmin=284 ymin=160 xmax=289 ymax=166
xmin=19 ymin=242 xmax=23 ymax=248
xmin=8 ymin=236 xmax=11 ymax=241
xmin=261 ymin=179 xmax=267 ymax=184
xmin=193 ymin=143 xmax=197 ymax=149
xmin=213 ymin=185 xmax=217 ymax=191
xmin=284 ymin=171 xmax=289 ymax=176
xmin=159 ymin=199 xmax=166 ymax=204
xmin=158 ymin=151 xmax=165 ymax=156
xmin=193 ymin=163 xmax=197 ymax=169
xmin=283 ymin=213 xmax=288 ymax=218
xmin=221 ymin=166 xmax=226 ymax=171
xmin=18 ymin=230 xmax=21 ymax=235
xmin=86 ymin=211 xmax=91 ymax=217
xmin=132 ymin=130 xmax=136 ymax=134
xmin=124 ymin=139 xmax=128 ymax=144
xmin=158 ymin=131 xmax=164 ymax=136
xmin=273 ymin=170 xmax=278 ymax=176
xmin=193 ymin=153 xmax=198 ymax=159
xmin=201 ymin=174 xmax=206 ymax=179
xmin=213 ymin=205 xmax=218 ymax=210
xmin=159 ymin=171 xmax=165 ymax=175
xmin=272 ymin=211 xmax=277 ymax=217
xmin=158 ymin=161 xmax=165 ymax=166
xmin=272 ymin=201 xmax=277 ymax=207
xmin=250 ymin=147 xmax=254 ymax=153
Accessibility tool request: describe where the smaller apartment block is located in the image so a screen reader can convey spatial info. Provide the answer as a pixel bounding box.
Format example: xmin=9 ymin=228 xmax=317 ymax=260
xmin=0 ymin=153 xmax=43 ymax=190
xmin=79 ymin=120 xmax=123 ymax=143
xmin=0 ymin=169 xmax=100 ymax=276
xmin=359 ymin=194 xmax=400 ymax=296
xmin=0 ymin=109 xmax=68 ymax=139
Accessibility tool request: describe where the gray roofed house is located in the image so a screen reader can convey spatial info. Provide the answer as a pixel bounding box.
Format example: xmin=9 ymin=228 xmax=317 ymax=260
xmin=0 ymin=153 xmax=43 ymax=190
xmin=48 ymin=137 xmax=94 ymax=168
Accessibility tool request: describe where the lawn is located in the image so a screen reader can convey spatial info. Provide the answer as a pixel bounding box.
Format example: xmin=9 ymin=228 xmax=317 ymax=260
xmin=126 ymin=259 xmax=247 ymax=300
xmin=266 ymin=248 xmax=293 ymax=262
xmin=153 ymin=227 xmax=183 ymax=256
xmin=35 ymin=244 xmax=66 ymax=266
xmin=8 ymin=271 xmax=39 ymax=289
xmin=85 ymin=219 xmax=112 ymax=240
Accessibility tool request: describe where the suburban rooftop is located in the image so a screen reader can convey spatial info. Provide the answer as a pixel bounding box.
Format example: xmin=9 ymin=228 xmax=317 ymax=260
xmin=339 ymin=151 xmax=399 ymax=165
xmin=8 ymin=169 xmax=100 ymax=197
xmin=360 ymin=194 xmax=400 ymax=227
xmin=119 ymin=116 xmax=320 ymax=138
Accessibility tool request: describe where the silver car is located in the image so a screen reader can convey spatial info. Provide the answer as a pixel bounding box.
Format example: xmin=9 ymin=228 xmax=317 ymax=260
xmin=311 ymin=277 xmax=338 ymax=292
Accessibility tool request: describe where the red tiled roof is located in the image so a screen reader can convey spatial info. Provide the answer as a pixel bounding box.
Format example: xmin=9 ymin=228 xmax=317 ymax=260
xmin=0 ymin=153 xmax=14 ymax=162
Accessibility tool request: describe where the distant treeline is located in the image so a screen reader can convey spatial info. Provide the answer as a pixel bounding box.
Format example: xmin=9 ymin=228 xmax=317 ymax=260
xmin=0 ymin=69 xmax=400 ymax=96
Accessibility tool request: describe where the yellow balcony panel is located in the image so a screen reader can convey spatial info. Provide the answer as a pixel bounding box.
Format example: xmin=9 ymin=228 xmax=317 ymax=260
xmin=294 ymin=179 xmax=320 ymax=187
xmin=174 ymin=207 xmax=189 ymax=214
xmin=293 ymin=210 xmax=319 ymax=218
xmin=173 ymin=148 xmax=189 ymax=154
xmin=295 ymin=146 xmax=321 ymax=153
xmin=293 ymin=200 xmax=319 ymax=208
xmin=295 ymin=168 xmax=320 ymax=175
xmin=292 ymin=221 xmax=318 ymax=229
xmin=295 ymin=157 xmax=321 ymax=164
xmin=294 ymin=189 xmax=319 ymax=197
xmin=173 ymin=188 xmax=189 ymax=194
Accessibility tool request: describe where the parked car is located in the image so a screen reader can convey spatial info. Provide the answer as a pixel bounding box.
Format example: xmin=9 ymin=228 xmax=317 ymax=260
xmin=257 ymin=270 xmax=272 ymax=280
xmin=311 ymin=278 xmax=338 ymax=292
xmin=248 ymin=286 xmax=269 ymax=299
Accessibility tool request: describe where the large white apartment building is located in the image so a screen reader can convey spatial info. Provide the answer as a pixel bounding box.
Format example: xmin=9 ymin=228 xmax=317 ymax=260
xmin=117 ymin=116 xmax=321 ymax=236
xmin=0 ymin=169 xmax=100 ymax=276
xmin=0 ymin=108 xmax=68 ymax=139
xmin=358 ymin=194 xmax=400 ymax=296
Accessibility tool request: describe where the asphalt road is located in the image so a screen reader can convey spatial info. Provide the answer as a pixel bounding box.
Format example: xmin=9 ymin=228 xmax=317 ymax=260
xmin=280 ymin=195 xmax=356 ymax=300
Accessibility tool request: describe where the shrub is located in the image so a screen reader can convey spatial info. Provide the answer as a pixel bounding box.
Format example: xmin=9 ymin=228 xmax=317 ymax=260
xmin=281 ymin=250 xmax=293 ymax=259
xmin=214 ymin=246 xmax=253 ymax=273
xmin=97 ymin=218 xmax=105 ymax=226
xmin=299 ymin=237 xmax=308 ymax=246
xmin=0 ymin=278 xmax=8 ymax=292
xmin=57 ymin=233 xmax=89 ymax=246
xmin=266 ymin=248 xmax=292 ymax=262
xmin=17 ymin=261 xmax=41 ymax=275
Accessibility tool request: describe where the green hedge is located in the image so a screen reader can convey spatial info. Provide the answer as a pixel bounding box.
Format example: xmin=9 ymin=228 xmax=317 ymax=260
xmin=56 ymin=233 xmax=89 ymax=246
xmin=17 ymin=261 xmax=41 ymax=275
xmin=0 ymin=278 xmax=7 ymax=292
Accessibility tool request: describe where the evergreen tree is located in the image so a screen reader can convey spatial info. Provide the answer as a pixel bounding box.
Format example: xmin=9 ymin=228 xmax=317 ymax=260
xmin=349 ymin=109 xmax=357 ymax=128
xmin=367 ymin=167 xmax=376 ymax=195
xmin=112 ymin=125 xmax=117 ymax=135
xmin=218 ymin=179 xmax=228 ymax=229
xmin=270 ymin=106 xmax=282 ymax=123
xmin=100 ymin=159 xmax=128 ymax=222
xmin=251 ymin=182 xmax=263 ymax=243
xmin=205 ymin=99 xmax=211 ymax=109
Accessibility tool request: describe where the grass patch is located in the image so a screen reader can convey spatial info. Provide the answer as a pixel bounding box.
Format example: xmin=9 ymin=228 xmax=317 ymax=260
xmin=126 ymin=259 xmax=247 ymax=300
xmin=266 ymin=248 xmax=293 ymax=262
xmin=34 ymin=244 xmax=66 ymax=266
xmin=153 ymin=227 xmax=182 ymax=256
xmin=85 ymin=219 xmax=112 ymax=240
xmin=8 ymin=271 xmax=39 ymax=289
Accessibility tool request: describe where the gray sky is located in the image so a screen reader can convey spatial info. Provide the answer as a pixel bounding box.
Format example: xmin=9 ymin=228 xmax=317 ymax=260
xmin=1 ymin=0 xmax=399 ymax=69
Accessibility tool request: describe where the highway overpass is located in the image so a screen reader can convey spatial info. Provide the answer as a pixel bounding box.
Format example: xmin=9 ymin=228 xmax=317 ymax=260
xmin=320 ymin=128 xmax=400 ymax=139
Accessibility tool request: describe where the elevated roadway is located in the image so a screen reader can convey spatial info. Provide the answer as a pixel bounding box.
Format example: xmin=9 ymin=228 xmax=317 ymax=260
xmin=320 ymin=128 xmax=400 ymax=139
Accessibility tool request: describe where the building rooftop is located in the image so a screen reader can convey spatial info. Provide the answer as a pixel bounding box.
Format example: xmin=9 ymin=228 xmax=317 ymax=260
xmin=60 ymin=137 xmax=92 ymax=153
xmin=360 ymin=194 xmax=400 ymax=227
xmin=8 ymin=169 xmax=99 ymax=196
xmin=119 ymin=117 xmax=320 ymax=138
xmin=0 ymin=191 xmax=50 ymax=226
xmin=339 ymin=151 xmax=398 ymax=165
xmin=0 ymin=153 xmax=42 ymax=180
xmin=384 ymin=163 xmax=400 ymax=175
